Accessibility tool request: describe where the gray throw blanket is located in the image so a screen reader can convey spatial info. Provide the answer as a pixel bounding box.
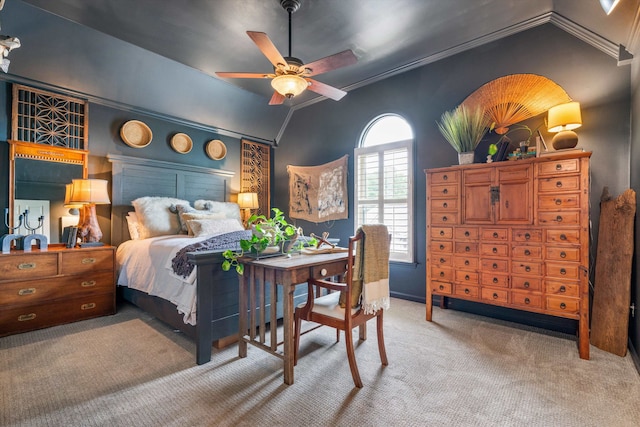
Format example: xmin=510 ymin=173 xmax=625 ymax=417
xmin=171 ymin=230 xmax=252 ymax=278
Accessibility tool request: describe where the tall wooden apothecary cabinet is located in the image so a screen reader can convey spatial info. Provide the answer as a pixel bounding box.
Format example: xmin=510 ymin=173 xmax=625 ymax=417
xmin=425 ymin=152 xmax=591 ymax=359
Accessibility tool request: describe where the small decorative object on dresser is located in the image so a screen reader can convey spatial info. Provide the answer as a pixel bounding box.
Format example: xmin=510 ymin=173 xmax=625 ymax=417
xmin=437 ymin=105 xmax=490 ymax=165
xmin=0 ymin=245 xmax=116 ymax=336
xmin=425 ymin=151 xmax=591 ymax=359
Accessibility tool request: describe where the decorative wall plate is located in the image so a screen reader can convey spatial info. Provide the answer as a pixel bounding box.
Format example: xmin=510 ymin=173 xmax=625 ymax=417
xmin=120 ymin=120 xmax=153 ymax=148
xmin=170 ymin=133 xmax=193 ymax=154
xmin=206 ymin=139 xmax=227 ymax=160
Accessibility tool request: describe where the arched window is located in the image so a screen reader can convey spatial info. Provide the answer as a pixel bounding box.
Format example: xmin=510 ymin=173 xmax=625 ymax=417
xmin=355 ymin=114 xmax=414 ymax=262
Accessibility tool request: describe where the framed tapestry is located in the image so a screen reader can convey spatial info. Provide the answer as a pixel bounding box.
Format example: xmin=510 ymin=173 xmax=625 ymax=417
xmin=240 ymin=139 xmax=271 ymax=217
xmin=287 ymin=155 xmax=348 ymax=223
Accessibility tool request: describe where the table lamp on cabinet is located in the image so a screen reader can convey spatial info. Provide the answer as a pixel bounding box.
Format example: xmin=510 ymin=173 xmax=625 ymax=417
xmin=68 ymin=178 xmax=111 ymax=246
xmin=547 ymin=101 xmax=582 ymax=150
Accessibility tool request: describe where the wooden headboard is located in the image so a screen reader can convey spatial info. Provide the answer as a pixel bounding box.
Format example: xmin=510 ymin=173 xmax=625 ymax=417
xmin=107 ymin=154 xmax=235 ymax=246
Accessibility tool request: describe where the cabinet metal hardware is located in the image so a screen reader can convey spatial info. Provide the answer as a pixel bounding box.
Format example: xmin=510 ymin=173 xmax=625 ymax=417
xmin=490 ymin=186 xmax=500 ymax=204
xmin=439 ymin=285 xmax=444 ymax=291
xmin=560 ymin=234 xmax=567 ymax=240
xmin=443 ymin=202 xmax=448 ymax=208
xmin=464 ymin=275 xmax=470 ymax=280
xmin=559 ymin=286 xmax=566 ymax=293
xmin=439 ymin=272 xmax=445 ymax=277
xmin=81 ymin=280 xmax=96 ymax=287
xmin=18 ymin=313 xmax=36 ymax=321
xmin=464 ymin=260 xmax=470 ymax=266
xmin=492 ymin=277 xmax=498 ymax=283
xmin=560 ymin=251 xmax=566 ymax=258
xmin=465 ymin=246 xmax=470 ymax=252
xmin=492 ymin=263 xmax=498 ymax=269
xmin=555 ymin=163 xmax=562 ymax=170
xmin=443 ymin=174 xmax=448 ymax=181
xmin=493 ymin=232 xmax=498 ymax=238
xmin=81 ymin=303 xmax=96 ymax=310
xmin=442 ymin=216 xmax=448 ymax=222
xmin=492 ymin=293 xmax=499 ymax=299
xmin=555 ymin=199 xmax=562 ymax=205
xmin=18 ymin=288 xmax=36 ymax=296
xmin=524 ymin=282 xmax=530 ymax=288
xmin=464 ymin=231 xmax=470 ymax=237
xmin=524 ymin=249 xmax=531 ymax=256
xmin=439 ymin=244 xmax=445 ymax=250
xmin=556 ymin=181 xmax=563 ymax=188
xmin=524 ymin=298 xmax=530 ymax=304
xmin=560 ymin=268 xmax=567 ymax=275
xmin=525 ymin=266 xmax=531 ymax=272
xmin=18 ymin=262 xmax=35 ymax=270
xmin=560 ymin=302 xmax=567 ymax=309
xmin=81 ymin=257 xmax=96 ymax=264
xmin=439 ymin=230 xmax=445 ymax=236
xmin=439 ymin=258 xmax=445 ymax=263
xmin=492 ymin=247 xmax=498 ymax=253
xmin=443 ymin=188 xmax=448 ymax=195
xmin=556 ymin=215 xmax=563 ymax=222
xmin=464 ymin=288 xmax=470 ymax=294
xmin=525 ymin=233 xmax=530 ymax=240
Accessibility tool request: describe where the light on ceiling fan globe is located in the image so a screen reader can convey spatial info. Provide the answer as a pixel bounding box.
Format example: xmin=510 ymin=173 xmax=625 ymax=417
xmin=271 ymin=75 xmax=309 ymax=98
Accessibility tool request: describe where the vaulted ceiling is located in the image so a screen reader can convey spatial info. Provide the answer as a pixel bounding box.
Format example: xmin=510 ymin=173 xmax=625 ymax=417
xmin=20 ymin=0 xmax=640 ymax=110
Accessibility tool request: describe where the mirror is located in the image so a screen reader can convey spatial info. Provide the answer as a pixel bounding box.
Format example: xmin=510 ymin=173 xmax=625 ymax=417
xmin=9 ymin=141 xmax=87 ymax=244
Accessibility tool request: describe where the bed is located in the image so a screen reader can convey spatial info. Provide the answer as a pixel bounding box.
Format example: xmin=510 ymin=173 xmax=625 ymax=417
xmin=108 ymin=154 xmax=259 ymax=365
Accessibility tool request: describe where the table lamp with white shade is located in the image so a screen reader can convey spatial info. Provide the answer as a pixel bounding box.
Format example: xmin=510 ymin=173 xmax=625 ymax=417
xmin=547 ymin=101 xmax=582 ymax=150
xmin=68 ymin=178 xmax=111 ymax=246
xmin=237 ymin=192 xmax=259 ymax=227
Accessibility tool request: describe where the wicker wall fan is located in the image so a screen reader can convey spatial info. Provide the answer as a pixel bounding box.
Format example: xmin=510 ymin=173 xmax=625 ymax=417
xmin=461 ymin=74 xmax=571 ymax=134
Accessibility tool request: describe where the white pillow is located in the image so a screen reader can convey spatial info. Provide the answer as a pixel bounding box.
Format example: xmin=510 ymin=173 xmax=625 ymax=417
xmin=187 ymin=218 xmax=245 ymax=237
xmin=131 ymin=197 xmax=189 ymax=238
xmin=194 ymin=200 xmax=241 ymax=222
xmin=180 ymin=211 xmax=226 ymax=235
xmin=125 ymin=211 xmax=143 ymax=240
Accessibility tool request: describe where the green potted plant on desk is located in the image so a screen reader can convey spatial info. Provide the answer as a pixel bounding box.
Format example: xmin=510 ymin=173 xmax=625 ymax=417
xmin=437 ymin=105 xmax=490 ymax=165
xmin=222 ymin=207 xmax=312 ymax=274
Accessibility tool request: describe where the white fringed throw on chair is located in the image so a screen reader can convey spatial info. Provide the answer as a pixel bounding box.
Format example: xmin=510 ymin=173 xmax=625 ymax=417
xmin=358 ymin=224 xmax=390 ymax=314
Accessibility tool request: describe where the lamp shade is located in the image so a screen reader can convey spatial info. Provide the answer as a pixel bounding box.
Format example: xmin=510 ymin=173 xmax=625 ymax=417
xmin=64 ymin=183 xmax=85 ymax=208
xmin=68 ymin=179 xmax=111 ymax=205
xmin=271 ymin=75 xmax=309 ymax=98
xmin=237 ymin=192 xmax=259 ymax=209
xmin=547 ymin=102 xmax=582 ymax=133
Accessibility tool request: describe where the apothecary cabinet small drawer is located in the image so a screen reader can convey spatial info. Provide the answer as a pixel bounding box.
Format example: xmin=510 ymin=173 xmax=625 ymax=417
xmin=431 ymin=281 xmax=452 ymax=295
xmin=481 ymin=258 xmax=508 ymax=273
xmin=537 ymin=158 xmax=580 ymax=176
xmin=61 ymin=249 xmax=113 ymax=275
xmin=431 ymin=227 xmax=453 ymax=239
xmin=511 ymin=292 xmax=542 ymax=309
xmin=538 ymin=194 xmax=580 ymax=210
xmin=480 ymin=243 xmax=509 ymax=257
xmin=538 ymin=211 xmax=580 ymax=226
xmin=453 ymin=256 xmax=479 ymax=269
xmin=432 ymin=241 xmax=453 ymax=253
xmin=545 ymin=229 xmax=580 ymax=244
xmin=545 ymin=246 xmax=580 ymax=262
xmin=546 ymin=296 xmax=579 ymax=315
xmin=538 ymin=176 xmax=581 ymax=192
xmin=481 ymin=288 xmax=508 ymax=303
xmin=430 ymin=171 xmax=459 ymax=185
xmin=545 ymin=280 xmax=580 ymax=297
xmin=546 ymin=262 xmax=580 ymax=280
xmin=481 ymin=228 xmax=508 ymax=241
xmin=431 ymin=212 xmax=458 ymax=225
xmin=455 ymin=270 xmax=479 ymax=284
xmin=431 ymin=266 xmax=453 ymax=281
xmin=511 ymin=275 xmax=542 ymax=291
xmin=431 ymin=184 xmax=458 ymax=198
xmin=480 ymin=273 xmax=509 ymax=288
xmin=512 ymin=261 xmax=542 ymax=276
xmin=454 ymin=285 xmax=479 ymax=298
xmin=512 ymin=229 xmax=542 ymax=242
xmin=455 ymin=227 xmax=479 ymax=240
xmin=455 ymin=242 xmax=478 ymax=255
xmin=512 ymin=245 xmax=542 ymax=259
xmin=0 ymin=253 xmax=58 ymax=280
xmin=431 ymin=199 xmax=458 ymax=211
xmin=431 ymin=254 xmax=452 ymax=267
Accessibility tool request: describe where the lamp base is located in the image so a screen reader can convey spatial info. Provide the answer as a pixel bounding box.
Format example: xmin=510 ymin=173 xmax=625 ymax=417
xmin=77 ymin=204 xmax=103 ymax=243
xmin=552 ymin=130 xmax=579 ymax=150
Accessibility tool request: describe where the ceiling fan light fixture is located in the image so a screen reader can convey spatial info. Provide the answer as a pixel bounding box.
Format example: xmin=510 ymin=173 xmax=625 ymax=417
xmin=599 ymin=0 xmax=621 ymax=14
xmin=271 ymin=74 xmax=308 ymax=98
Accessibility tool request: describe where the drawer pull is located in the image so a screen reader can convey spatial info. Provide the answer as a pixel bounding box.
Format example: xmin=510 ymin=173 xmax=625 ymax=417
xmin=442 ymin=216 xmax=448 ymax=222
xmin=438 ymin=285 xmax=444 ymax=291
xmin=320 ymin=268 xmax=327 ymax=276
xmin=492 ymin=263 xmax=498 ymax=269
xmin=492 ymin=293 xmax=499 ymax=299
xmin=525 ymin=266 xmax=531 ymax=272
xmin=492 ymin=247 xmax=498 ymax=253
xmin=82 ymin=257 xmax=96 ymax=264
xmin=525 ymin=233 xmax=531 ymax=240
xmin=492 ymin=277 xmax=498 ymax=284
xmin=555 ymin=163 xmax=562 ymax=171
xmin=81 ymin=303 xmax=96 ymax=310
xmin=524 ymin=298 xmax=531 ymax=304
xmin=560 ymin=234 xmax=567 ymax=241
xmin=18 ymin=288 xmax=36 ymax=296
xmin=560 ymin=302 xmax=567 ymax=309
xmin=439 ymin=230 xmax=445 ymax=236
xmin=465 ymin=246 xmax=470 ymax=252
xmin=439 ymin=244 xmax=445 ymax=250
xmin=524 ymin=281 xmax=530 ymax=288
xmin=81 ymin=280 xmax=97 ymax=287
xmin=556 ymin=215 xmax=563 ymax=222
xmin=493 ymin=232 xmax=498 ymax=238
xmin=443 ymin=202 xmax=448 ymax=208
xmin=555 ymin=199 xmax=562 ymax=205
xmin=18 ymin=262 xmax=36 ymax=270
xmin=524 ymin=249 xmax=531 ymax=256
xmin=443 ymin=188 xmax=448 ymax=195
xmin=439 ymin=258 xmax=446 ymax=264
xmin=560 ymin=268 xmax=567 ymax=275
xmin=18 ymin=313 xmax=36 ymax=322
xmin=439 ymin=272 xmax=445 ymax=277
xmin=464 ymin=288 xmax=470 ymax=294
xmin=560 ymin=251 xmax=567 ymax=259
xmin=464 ymin=260 xmax=470 ymax=266
xmin=465 ymin=231 xmax=470 ymax=237
xmin=443 ymin=174 xmax=448 ymax=181
xmin=464 ymin=274 xmax=470 ymax=280
xmin=556 ymin=181 xmax=563 ymax=188
xmin=559 ymin=286 xmax=566 ymax=293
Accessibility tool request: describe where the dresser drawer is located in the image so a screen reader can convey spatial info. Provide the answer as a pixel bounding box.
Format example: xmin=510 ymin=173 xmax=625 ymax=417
xmin=546 ymin=296 xmax=579 ymax=315
xmin=61 ymin=249 xmax=114 ymax=275
xmin=538 ymin=194 xmax=580 ymax=210
xmin=546 ymin=262 xmax=580 ymax=280
xmin=454 ymin=284 xmax=479 ymax=298
xmin=431 ymin=227 xmax=453 ymax=239
xmin=545 ymin=229 xmax=580 ymax=244
xmin=512 ymin=229 xmax=542 ymax=242
xmin=538 ymin=176 xmax=581 ymax=192
xmin=453 ymin=255 xmax=478 ymax=269
xmin=0 ymin=253 xmax=58 ymax=280
xmin=455 ymin=270 xmax=479 ymax=284
xmin=511 ymin=275 xmax=542 ymax=291
xmin=454 ymin=227 xmax=479 ymax=240
xmin=430 ymin=281 xmax=452 ymax=295
xmin=431 ymin=253 xmax=452 ymax=267
xmin=431 ymin=184 xmax=458 ymax=198
xmin=431 ymin=266 xmax=453 ymax=281
xmin=432 ymin=241 xmax=453 ymax=253
xmin=538 ymin=211 xmax=580 ymax=226
xmin=481 ymin=258 xmax=509 ymax=273
xmin=431 ymin=212 xmax=458 ymax=225
xmin=431 ymin=199 xmax=458 ymax=211
xmin=481 ymin=273 xmax=509 ymax=288
xmin=481 ymin=288 xmax=508 ymax=303
xmin=511 ymin=292 xmax=542 ymax=309
xmin=512 ymin=245 xmax=542 ymax=259
xmin=311 ymin=260 xmax=349 ymax=278
xmin=481 ymin=228 xmax=508 ymax=241
xmin=455 ymin=242 xmax=478 ymax=255
xmin=545 ymin=280 xmax=579 ymax=297
xmin=537 ymin=158 xmax=580 ymax=176
xmin=512 ymin=261 xmax=542 ymax=276
xmin=430 ymin=171 xmax=459 ymax=185
xmin=0 ymin=292 xmax=115 ymax=337
xmin=480 ymin=243 xmax=509 ymax=257
xmin=545 ymin=246 xmax=580 ymax=262
xmin=0 ymin=270 xmax=114 ymax=306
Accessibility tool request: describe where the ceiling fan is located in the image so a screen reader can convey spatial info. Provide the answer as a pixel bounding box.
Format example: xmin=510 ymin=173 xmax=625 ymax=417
xmin=215 ymin=0 xmax=357 ymax=105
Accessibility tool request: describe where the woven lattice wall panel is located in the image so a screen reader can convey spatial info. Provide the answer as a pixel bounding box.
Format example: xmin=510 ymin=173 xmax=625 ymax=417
xmin=11 ymin=84 xmax=88 ymax=150
xmin=461 ymin=74 xmax=571 ymax=134
xmin=241 ymin=139 xmax=270 ymax=217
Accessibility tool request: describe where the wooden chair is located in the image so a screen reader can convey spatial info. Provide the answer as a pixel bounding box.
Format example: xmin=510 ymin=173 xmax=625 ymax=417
xmin=293 ymin=230 xmax=389 ymax=388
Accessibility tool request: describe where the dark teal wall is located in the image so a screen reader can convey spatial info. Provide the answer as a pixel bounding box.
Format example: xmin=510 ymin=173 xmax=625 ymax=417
xmin=275 ymin=24 xmax=632 ymax=332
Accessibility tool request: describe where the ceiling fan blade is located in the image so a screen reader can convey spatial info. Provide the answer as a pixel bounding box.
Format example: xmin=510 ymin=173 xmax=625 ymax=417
xmin=215 ymin=72 xmax=271 ymax=79
xmin=307 ymin=79 xmax=347 ymax=101
xmin=304 ymin=50 xmax=357 ymax=77
xmin=269 ymin=91 xmax=286 ymax=105
xmin=247 ymin=31 xmax=287 ymax=68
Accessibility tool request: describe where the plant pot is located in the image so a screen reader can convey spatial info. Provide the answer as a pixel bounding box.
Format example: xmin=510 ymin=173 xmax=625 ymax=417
xmin=458 ymin=151 xmax=475 ymax=165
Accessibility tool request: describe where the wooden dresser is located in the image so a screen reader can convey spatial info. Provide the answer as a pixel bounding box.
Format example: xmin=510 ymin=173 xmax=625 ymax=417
xmin=0 ymin=245 xmax=116 ymax=336
xmin=425 ymin=152 xmax=591 ymax=359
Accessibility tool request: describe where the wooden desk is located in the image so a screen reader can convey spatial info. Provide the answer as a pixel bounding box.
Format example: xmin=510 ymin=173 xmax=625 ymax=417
xmin=238 ymin=251 xmax=349 ymax=385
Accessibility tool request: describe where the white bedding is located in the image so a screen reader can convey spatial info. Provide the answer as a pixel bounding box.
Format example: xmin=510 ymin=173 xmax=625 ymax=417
xmin=116 ymin=234 xmax=213 ymax=325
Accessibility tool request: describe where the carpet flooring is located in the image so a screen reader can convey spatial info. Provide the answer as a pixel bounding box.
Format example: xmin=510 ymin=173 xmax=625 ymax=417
xmin=2 ymin=298 xmax=640 ymax=426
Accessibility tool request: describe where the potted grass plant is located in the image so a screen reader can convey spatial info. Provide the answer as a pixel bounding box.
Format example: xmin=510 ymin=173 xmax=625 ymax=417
xmin=437 ymin=105 xmax=489 ymax=164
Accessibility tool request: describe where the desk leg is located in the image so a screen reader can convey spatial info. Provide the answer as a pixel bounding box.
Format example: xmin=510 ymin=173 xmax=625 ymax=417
xmin=283 ymin=282 xmax=295 ymax=385
xmin=238 ymin=268 xmax=248 ymax=358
